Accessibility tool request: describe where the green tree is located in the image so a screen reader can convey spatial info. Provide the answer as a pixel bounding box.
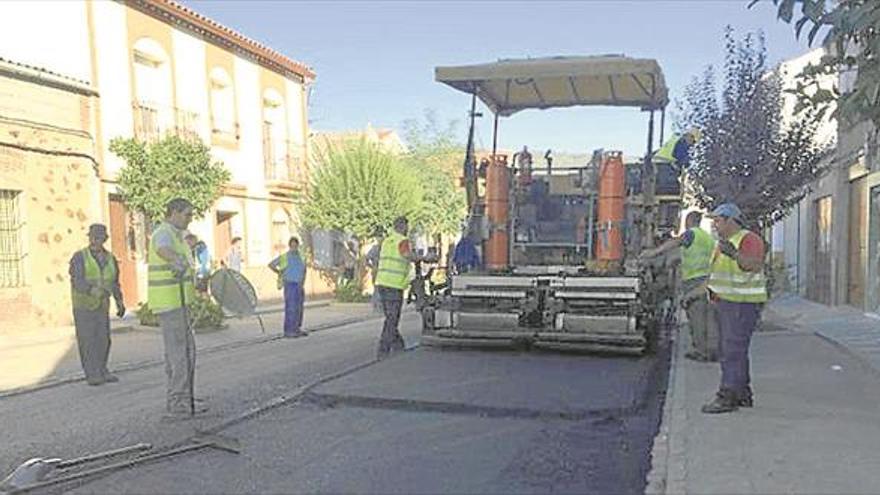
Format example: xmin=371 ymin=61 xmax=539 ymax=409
xmin=401 ymin=110 xmax=467 ymax=240
xmin=109 ymin=136 xmax=230 ymax=222
xmin=302 ymin=138 xmax=423 ymax=293
xmin=675 ymin=28 xmax=831 ymax=229
xmin=751 ymin=0 xmax=880 ymax=129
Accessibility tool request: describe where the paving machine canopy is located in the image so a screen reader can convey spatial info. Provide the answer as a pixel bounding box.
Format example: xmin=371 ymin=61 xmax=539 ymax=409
xmin=435 ymin=55 xmax=669 ymax=115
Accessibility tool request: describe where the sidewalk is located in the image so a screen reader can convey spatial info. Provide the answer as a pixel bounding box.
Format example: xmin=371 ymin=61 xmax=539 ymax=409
xmin=0 ymin=300 xmax=382 ymax=396
xmin=647 ymin=295 xmax=880 ymax=494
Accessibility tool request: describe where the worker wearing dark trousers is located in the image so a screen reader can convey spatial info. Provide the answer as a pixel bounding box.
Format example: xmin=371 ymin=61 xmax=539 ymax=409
xmin=702 ymin=203 xmax=767 ymax=414
xmin=69 ymin=224 xmax=125 ymax=386
xmin=378 ymin=286 xmax=405 ymax=354
xmin=374 ymin=216 xmax=417 ymax=359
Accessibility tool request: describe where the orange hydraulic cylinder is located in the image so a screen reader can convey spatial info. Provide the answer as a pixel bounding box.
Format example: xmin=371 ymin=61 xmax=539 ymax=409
xmin=485 ymin=155 xmax=510 ymax=270
xmin=596 ymin=152 xmax=625 ymax=261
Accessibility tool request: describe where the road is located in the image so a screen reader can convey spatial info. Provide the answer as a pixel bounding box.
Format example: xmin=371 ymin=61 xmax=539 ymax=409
xmin=2 ymin=315 xmax=670 ymax=494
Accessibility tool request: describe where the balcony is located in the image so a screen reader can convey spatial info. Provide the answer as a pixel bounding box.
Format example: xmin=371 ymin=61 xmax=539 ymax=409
xmin=132 ymin=102 xmax=204 ymax=144
xmin=173 ymin=108 xmax=202 ymax=143
xmin=132 ymin=101 xmax=163 ymax=143
xmin=264 ymin=138 xmax=308 ymax=192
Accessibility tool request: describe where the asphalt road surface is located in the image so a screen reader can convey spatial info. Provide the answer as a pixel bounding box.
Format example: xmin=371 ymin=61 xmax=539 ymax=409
xmin=4 ymin=314 xmax=670 ymax=494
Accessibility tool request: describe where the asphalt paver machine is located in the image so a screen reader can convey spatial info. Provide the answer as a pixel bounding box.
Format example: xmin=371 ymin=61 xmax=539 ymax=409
xmin=420 ymin=55 xmax=679 ymax=354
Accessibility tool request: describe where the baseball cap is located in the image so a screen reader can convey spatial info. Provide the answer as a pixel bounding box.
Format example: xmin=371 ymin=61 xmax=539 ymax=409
xmin=708 ymin=203 xmax=742 ymax=221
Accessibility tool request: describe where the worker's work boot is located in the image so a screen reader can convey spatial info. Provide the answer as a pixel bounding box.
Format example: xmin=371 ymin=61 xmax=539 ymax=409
xmin=701 ymin=389 xmax=739 ymax=414
xmin=162 ymin=403 xmax=209 ymax=421
xmin=86 ymin=376 xmax=106 ymax=386
xmin=738 ymin=387 xmax=754 ymax=408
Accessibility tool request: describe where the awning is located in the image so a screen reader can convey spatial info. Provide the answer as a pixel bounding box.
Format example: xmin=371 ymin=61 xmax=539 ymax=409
xmin=435 ymin=55 xmax=668 ymax=116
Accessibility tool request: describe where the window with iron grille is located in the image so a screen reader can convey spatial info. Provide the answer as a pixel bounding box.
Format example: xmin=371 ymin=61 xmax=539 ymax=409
xmin=0 ymin=190 xmax=25 ymax=287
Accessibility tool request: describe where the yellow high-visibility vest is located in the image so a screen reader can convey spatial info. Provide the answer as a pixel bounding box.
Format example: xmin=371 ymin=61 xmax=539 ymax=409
xmin=653 ymin=134 xmax=681 ymax=163
xmin=71 ymin=248 xmax=118 ymax=311
xmin=147 ymin=221 xmax=195 ymax=312
xmin=375 ymin=232 xmax=411 ymax=290
xmin=708 ymin=229 xmax=767 ymax=303
xmin=681 ymin=228 xmax=714 ymax=281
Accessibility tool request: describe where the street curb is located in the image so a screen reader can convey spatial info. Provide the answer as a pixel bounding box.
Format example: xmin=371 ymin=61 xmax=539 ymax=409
xmin=645 ymin=324 xmax=688 ymax=495
xmin=0 ymin=310 xmax=396 ymax=399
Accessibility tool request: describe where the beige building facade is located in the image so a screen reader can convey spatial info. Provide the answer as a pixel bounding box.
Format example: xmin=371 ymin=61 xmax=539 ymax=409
xmin=0 ymin=0 xmax=329 ymax=332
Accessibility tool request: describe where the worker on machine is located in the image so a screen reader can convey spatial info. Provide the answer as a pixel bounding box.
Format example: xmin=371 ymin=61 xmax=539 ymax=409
xmin=654 ymin=128 xmax=701 ymax=171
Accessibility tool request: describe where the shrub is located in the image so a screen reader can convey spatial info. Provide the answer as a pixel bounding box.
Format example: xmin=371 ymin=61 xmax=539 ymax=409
xmin=135 ymin=294 xmax=226 ymax=332
xmin=334 ymin=278 xmax=370 ymax=303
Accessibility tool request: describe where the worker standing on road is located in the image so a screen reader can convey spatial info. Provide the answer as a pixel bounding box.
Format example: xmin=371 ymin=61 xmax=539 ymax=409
xmin=701 ymin=203 xmax=767 ymax=414
xmin=374 ymin=216 xmax=418 ymax=359
xmin=268 ymin=236 xmax=308 ymax=338
xmin=68 ymin=224 xmax=125 ymax=386
xmin=365 ymin=226 xmax=385 ymax=314
xmin=149 ymin=198 xmax=205 ymax=418
xmin=641 ymin=211 xmax=718 ymax=362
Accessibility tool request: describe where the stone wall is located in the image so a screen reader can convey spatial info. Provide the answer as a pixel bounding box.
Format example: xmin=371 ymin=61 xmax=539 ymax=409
xmin=0 ymin=73 xmax=100 ymax=333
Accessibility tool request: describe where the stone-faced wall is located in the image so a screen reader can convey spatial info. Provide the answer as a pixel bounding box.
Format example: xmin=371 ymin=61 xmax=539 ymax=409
xmin=0 ymin=72 xmax=100 ymax=333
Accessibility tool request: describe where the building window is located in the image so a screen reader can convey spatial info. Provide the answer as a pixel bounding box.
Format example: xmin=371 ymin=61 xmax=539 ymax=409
xmin=262 ymin=90 xmax=288 ymax=181
xmin=209 ymin=67 xmax=237 ymax=140
xmin=132 ymin=38 xmax=173 ymax=142
xmin=0 ymin=190 xmax=25 ymax=288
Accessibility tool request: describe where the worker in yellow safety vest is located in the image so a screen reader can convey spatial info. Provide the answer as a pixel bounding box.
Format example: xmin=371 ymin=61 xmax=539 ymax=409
xmin=68 ymin=223 xmax=125 ymax=386
xmin=374 ymin=216 xmax=423 ymax=359
xmin=641 ymin=211 xmax=719 ymax=362
xmin=148 ymin=198 xmax=203 ymax=418
xmin=654 ymin=128 xmax=701 ymax=170
xmin=702 ymin=203 xmax=767 ymax=414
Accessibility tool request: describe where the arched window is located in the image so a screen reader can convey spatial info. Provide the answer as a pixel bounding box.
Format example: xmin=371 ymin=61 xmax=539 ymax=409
xmin=132 ymin=38 xmax=172 ymax=141
xmin=209 ymin=67 xmax=236 ymax=138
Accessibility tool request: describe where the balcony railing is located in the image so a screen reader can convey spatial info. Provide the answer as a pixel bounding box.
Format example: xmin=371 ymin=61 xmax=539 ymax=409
xmin=174 ymin=108 xmax=202 ymax=142
xmin=264 ymin=138 xmax=307 ymax=185
xmin=132 ymin=101 xmax=163 ymax=143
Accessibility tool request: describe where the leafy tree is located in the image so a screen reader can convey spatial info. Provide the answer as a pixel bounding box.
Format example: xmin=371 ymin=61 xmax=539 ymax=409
xmin=401 ymin=110 xmax=467 ymax=240
xmin=751 ymin=0 xmax=880 ymax=129
xmin=109 ymin=136 xmax=230 ymax=222
xmin=675 ymin=27 xmax=830 ymax=229
xmin=302 ymin=138 xmax=423 ymax=293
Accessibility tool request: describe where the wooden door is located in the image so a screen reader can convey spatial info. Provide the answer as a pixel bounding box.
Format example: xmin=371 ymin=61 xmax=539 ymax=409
xmin=848 ymin=177 xmax=868 ymax=307
xmin=108 ymin=197 xmax=138 ymax=308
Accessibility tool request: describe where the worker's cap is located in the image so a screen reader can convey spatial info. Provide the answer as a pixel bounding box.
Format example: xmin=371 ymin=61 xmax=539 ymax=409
xmin=685 ymin=128 xmax=702 ymax=142
xmin=708 ymin=203 xmax=742 ymax=221
xmin=88 ymin=223 xmax=108 ymax=239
